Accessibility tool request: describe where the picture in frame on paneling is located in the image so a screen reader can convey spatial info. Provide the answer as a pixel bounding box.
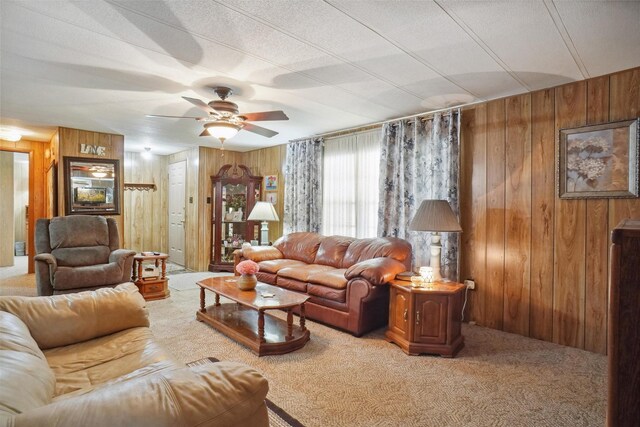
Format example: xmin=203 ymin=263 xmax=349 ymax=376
xmin=264 ymin=174 xmax=277 ymax=191
xmin=266 ymin=192 xmax=277 ymax=205
xmin=63 ymin=156 xmax=120 ymax=215
xmin=558 ymin=118 xmax=639 ymax=199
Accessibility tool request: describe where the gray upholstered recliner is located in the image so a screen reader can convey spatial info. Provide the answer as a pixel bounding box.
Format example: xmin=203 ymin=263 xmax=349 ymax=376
xmin=34 ymin=215 xmax=136 ymax=296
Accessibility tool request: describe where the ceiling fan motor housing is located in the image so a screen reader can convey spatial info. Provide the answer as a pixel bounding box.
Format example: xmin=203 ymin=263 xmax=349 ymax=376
xmin=208 ymin=100 xmax=239 ymax=115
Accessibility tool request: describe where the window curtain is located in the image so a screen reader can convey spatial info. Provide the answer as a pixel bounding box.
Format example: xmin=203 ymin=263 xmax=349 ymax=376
xmin=378 ymin=109 xmax=461 ymax=279
xmin=283 ymin=138 xmax=324 ymax=234
xmin=322 ymin=129 xmax=380 ymax=238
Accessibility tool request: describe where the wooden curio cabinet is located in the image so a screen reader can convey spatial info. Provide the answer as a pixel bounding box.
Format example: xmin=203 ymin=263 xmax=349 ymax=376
xmin=386 ymin=281 xmax=465 ymax=357
xmin=209 ymin=164 xmax=262 ymax=272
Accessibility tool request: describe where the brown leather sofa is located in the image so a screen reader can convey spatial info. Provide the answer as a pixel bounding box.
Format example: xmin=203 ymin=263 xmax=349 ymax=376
xmin=0 ymin=283 xmax=269 ymax=427
xmin=234 ymin=232 xmax=412 ymax=336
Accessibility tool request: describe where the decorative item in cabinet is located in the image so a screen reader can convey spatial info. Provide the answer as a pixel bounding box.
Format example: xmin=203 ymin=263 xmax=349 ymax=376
xmin=209 ymin=164 xmax=262 ymax=272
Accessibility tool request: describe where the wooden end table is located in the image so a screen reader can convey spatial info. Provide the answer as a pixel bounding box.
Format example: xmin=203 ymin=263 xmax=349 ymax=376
xmin=386 ymin=280 xmax=465 ymax=357
xmin=131 ymin=253 xmax=170 ymax=301
xmin=196 ymin=276 xmax=310 ymax=356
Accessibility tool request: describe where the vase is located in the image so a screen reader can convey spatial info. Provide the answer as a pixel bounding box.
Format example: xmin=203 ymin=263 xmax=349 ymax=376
xmin=237 ymin=274 xmax=257 ymax=291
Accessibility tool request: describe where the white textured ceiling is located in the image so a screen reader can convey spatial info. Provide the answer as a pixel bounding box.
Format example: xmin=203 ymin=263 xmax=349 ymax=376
xmin=1 ymin=1 xmax=639 ymax=154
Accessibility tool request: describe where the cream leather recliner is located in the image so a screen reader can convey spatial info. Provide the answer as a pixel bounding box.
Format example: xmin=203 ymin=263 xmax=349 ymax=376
xmin=0 ymin=283 xmax=269 ymax=427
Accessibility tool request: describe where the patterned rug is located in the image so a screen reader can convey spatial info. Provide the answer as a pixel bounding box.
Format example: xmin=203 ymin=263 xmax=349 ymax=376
xmin=187 ymin=357 xmax=304 ymax=427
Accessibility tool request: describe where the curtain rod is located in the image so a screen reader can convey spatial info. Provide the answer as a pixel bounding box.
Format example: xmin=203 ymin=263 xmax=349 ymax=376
xmin=288 ymin=99 xmax=484 ymax=143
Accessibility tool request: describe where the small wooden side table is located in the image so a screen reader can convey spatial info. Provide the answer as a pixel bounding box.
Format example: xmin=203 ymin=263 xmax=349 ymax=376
xmin=131 ymin=253 xmax=170 ymax=301
xmin=386 ymin=280 xmax=465 ymax=357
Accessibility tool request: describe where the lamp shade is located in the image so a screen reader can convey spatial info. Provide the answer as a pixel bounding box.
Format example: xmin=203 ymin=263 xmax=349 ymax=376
xmin=247 ymin=201 xmax=280 ymax=222
xmin=409 ymin=200 xmax=462 ymax=232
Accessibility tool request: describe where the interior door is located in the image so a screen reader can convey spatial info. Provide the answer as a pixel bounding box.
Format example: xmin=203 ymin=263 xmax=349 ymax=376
xmin=168 ymin=161 xmax=186 ymax=266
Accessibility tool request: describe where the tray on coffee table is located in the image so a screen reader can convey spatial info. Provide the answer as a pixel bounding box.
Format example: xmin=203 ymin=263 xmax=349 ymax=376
xmin=196 ymin=277 xmax=310 ymax=356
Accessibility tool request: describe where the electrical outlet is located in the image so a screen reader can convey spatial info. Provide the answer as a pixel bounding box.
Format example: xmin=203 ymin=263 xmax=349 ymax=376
xmin=464 ymin=279 xmax=475 ymax=290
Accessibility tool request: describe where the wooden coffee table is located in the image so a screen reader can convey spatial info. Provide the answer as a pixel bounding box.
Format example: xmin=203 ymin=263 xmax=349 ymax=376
xmin=196 ymin=276 xmax=310 ymax=356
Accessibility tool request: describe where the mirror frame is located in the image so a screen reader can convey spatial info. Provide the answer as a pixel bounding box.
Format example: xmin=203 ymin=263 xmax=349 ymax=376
xmin=63 ymin=156 xmax=120 ymax=215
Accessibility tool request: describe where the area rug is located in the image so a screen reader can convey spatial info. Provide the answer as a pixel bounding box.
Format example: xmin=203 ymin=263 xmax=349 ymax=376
xmin=187 ymin=357 xmax=304 ymax=427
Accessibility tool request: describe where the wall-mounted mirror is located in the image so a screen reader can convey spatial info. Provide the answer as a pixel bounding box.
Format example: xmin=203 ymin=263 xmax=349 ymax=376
xmin=64 ymin=156 xmax=120 ymax=215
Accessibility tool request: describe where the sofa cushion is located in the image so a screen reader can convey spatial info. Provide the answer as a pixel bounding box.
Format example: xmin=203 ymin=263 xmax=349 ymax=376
xmin=278 ymin=264 xmax=335 ymax=282
xmin=45 ymin=327 xmax=175 ymax=398
xmin=0 ymin=311 xmax=56 ymax=417
xmin=342 ymin=237 xmax=412 ymax=268
xmin=273 ymin=232 xmax=324 ymax=264
xmin=242 ymin=246 xmax=283 ymax=263
xmin=0 ymin=283 xmax=148 ymax=350
xmin=49 ymin=215 xmax=109 ymax=249
xmin=53 ymin=262 xmax=125 ymax=290
xmin=275 ymin=277 xmax=308 ymax=293
xmin=51 ymin=246 xmax=111 ymax=267
xmin=314 ymin=236 xmax=355 ymax=268
xmin=258 ymin=259 xmax=307 ymax=274
xmin=307 ymin=269 xmax=348 ymax=290
xmin=307 ymin=284 xmax=346 ymax=303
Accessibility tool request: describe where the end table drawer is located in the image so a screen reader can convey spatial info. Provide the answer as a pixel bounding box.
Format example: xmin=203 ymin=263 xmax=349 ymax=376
xmin=143 ymin=281 xmax=165 ymax=294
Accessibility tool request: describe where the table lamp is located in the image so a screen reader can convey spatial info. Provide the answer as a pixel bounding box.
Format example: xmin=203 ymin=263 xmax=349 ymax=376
xmin=247 ymin=201 xmax=280 ymax=245
xmin=409 ymin=200 xmax=462 ymax=282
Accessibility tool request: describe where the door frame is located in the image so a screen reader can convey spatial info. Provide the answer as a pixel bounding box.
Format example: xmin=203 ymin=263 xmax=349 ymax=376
xmin=0 ymin=144 xmax=43 ymax=274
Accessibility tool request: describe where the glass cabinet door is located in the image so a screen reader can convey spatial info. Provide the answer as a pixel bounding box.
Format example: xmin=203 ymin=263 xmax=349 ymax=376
xmin=220 ymin=183 xmax=247 ymax=263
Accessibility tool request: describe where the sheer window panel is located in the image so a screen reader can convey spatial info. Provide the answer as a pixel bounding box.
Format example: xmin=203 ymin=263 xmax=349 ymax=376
xmin=322 ymin=129 xmax=380 ymax=238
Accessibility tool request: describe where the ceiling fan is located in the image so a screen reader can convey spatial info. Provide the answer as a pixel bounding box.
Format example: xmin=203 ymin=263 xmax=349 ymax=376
xmin=147 ymin=86 xmax=289 ymax=145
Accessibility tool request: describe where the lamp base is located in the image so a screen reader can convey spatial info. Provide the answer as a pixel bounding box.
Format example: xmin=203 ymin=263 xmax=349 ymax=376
xmin=260 ymin=221 xmax=269 ymax=246
xmin=430 ymin=232 xmax=443 ymax=282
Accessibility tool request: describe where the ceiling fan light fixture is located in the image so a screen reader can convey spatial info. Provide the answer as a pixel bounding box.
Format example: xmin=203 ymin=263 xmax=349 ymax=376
xmin=204 ymin=122 xmax=240 ymax=140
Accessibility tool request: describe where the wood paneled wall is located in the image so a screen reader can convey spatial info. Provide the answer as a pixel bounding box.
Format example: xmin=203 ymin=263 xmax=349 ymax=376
xmin=123 ymin=152 xmax=168 ymax=252
xmin=460 ymin=67 xmax=640 ymax=353
xmin=54 ymin=127 xmax=125 ymax=245
xmin=0 ymin=139 xmax=48 ymax=273
xmin=158 ymin=144 xmax=286 ymax=271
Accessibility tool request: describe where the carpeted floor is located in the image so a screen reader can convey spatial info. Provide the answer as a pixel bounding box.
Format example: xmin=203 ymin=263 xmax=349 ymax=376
xmin=148 ymin=273 xmax=607 ymax=427
xmin=0 ymin=271 xmax=607 ymax=426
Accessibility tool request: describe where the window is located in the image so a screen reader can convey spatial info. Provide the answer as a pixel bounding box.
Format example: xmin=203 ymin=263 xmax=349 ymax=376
xmin=322 ymin=129 xmax=380 ymax=238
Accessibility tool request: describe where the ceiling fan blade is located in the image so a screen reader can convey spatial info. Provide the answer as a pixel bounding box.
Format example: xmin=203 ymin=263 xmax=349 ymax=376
xmin=241 ymin=122 xmax=279 ymax=138
xmin=146 ymin=114 xmax=203 ymax=120
xmin=182 ymin=96 xmax=216 ymax=114
xmin=199 ymin=129 xmax=210 ymax=137
xmin=241 ymin=110 xmax=289 ymax=121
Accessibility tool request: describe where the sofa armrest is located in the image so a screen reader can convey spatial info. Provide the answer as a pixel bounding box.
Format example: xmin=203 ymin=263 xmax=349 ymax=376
xmin=345 ymin=257 xmax=407 ymax=285
xmin=11 ymin=362 xmax=269 ymax=427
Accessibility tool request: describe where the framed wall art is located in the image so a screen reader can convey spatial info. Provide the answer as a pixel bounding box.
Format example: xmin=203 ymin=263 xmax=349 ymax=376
xmin=64 ymin=156 xmax=120 ymax=215
xmin=558 ymin=118 xmax=639 ymax=199
xmin=264 ymin=174 xmax=277 ymax=191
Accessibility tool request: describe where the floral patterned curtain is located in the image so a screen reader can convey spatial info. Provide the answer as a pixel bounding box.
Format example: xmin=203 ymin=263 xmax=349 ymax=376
xmin=283 ymin=138 xmax=324 ymax=234
xmin=377 ymin=109 xmax=461 ymax=279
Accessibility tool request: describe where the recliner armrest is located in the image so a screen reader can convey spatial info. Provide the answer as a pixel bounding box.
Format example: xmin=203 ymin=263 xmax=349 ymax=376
xmin=11 ymin=362 xmax=269 ymax=427
xmin=345 ymin=257 xmax=407 ymax=285
xmin=34 ymin=253 xmax=57 ymax=268
xmin=109 ymin=249 xmax=137 ymax=264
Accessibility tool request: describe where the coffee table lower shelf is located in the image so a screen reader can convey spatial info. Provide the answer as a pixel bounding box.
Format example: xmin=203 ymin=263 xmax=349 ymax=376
xmin=197 ymin=304 xmax=310 ymax=356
